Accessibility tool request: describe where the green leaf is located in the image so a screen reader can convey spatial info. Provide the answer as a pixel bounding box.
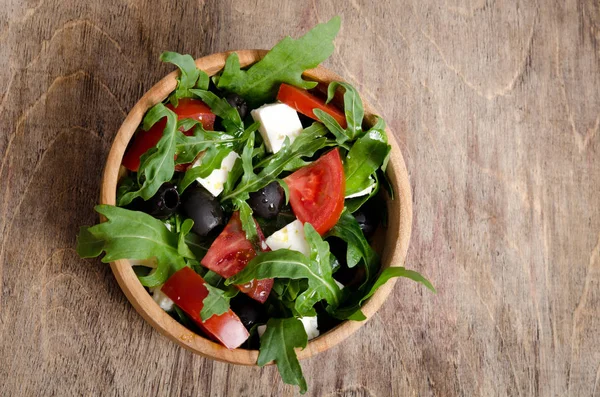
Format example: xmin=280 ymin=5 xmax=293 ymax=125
xmin=344 ymin=129 xmax=390 ymax=196
xmin=174 ymin=123 xmax=237 ymax=165
xmin=118 ymin=104 xmax=178 ymax=206
xmin=313 ymin=108 xmax=347 ymax=144
xmin=236 ymin=199 xmax=259 ymax=244
xmin=76 ymin=226 xmax=104 ymax=258
xmin=326 ymin=82 xmax=364 ymax=140
xmin=227 ymin=223 xmax=341 ymax=315
xmin=116 ymin=175 xmax=138 ymax=205
xmin=257 ymin=317 xmax=308 ymax=394
xmin=161 ymin=52 xmax=209 ymax=105
xmin=200 ymin=283 xmax=237 ymax=321
xmin=78 ymin=205 xmax=185 ymax=287
xmin=217 ymin=16 xmax=341 ymax=107
xmin=178 ymin=146 xmax=233 ymax=193
xmin=327 ymin=209 xmax=379 ymax=278
xmin=184 ymin=232 xmax=209 ymax=261
xmin=276 ymin=179 xmax=290 ymax=205
xmin=335 ymin=267 xmax=435 ymax=321
xmin=223 ymin=123 xmax=328 ymax=202
xmin=177 ymin=219 xmax=196 ymax=259
xmin=345 ymin=174 xmax=379 ymax=213
xmin=189 ymin=89 xmax=243 ymax=133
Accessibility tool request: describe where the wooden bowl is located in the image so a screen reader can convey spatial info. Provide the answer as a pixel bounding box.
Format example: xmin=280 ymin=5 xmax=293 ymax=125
xmin=100 ymin=50 xmax=412 ymax=365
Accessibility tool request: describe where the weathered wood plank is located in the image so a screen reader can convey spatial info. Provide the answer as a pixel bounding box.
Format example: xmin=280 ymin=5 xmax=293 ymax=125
xmin=1 ymin=1 xmax=598 ymax=396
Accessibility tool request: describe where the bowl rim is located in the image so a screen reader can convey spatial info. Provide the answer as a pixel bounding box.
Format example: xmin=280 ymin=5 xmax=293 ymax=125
xmin=100 ymin=49 xmax=413 ymax=365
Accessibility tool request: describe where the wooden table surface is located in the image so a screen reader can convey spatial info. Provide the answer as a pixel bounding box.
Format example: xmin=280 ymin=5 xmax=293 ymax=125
xmin=1 ymin=1 xmax=599 ymax=396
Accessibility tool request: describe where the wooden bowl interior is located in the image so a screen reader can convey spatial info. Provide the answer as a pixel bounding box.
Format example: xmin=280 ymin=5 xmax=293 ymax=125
xmin=100 ymin=50 xmax=412 ymax=365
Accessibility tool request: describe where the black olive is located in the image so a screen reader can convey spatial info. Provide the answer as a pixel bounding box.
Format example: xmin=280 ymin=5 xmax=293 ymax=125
xmin=127 ymin=182 xmax=179 ymax=219
xmin=225 ymin=93 xmax=248 ymax=120
xmin=230 ymin=294 xmax=266 ymax=330
xmin=181 ymin=185 xmax=225 ymax=236
xmin=353 ymin=201 xmax=381 ymax=239
xmin=248 ymin=181 xmax=285 ymax=219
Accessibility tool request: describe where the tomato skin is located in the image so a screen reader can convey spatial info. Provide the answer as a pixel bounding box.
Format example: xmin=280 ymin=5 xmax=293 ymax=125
xmin=277 ymin=83 xmax=347 ymax=128
xmin=201 ymin=212 xmax=273 ymax=303
xmin=161 ymin=267 xmax=249 ymax=349
xmin=284 ymin=148 xmax=345 ymax=235
xmin=122 ymin=98 xmax=216 ymax=172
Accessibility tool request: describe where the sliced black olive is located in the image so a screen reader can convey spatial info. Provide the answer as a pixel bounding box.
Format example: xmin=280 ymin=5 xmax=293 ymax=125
xmin=225 ymin=93 xmax=248 ymax=120
xmin=127 ymin=182 xmax=179 ymax=219
xmin=230 ymin=294 xmax=266 ymax=330
xmin=181 ymin=185 xmax=225 ymax=236
xmin=248 ymin=181 xmax=285 ymax=219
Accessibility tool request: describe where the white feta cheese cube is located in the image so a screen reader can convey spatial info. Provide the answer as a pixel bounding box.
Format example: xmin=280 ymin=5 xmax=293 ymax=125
xmin=299 ymin=316 xmax=320 ymax=340
xmin=345 ymin=183 xmax=375 ymax=199
xmin=265 ymin=220 xmax=310 ymax=257
xmin=251 ymin=103 xmax=304 ymax=153
xmin=150 ymin=285 xmax=174 ymax=312
xmin=194 ymin=151 xmax=240 ymax=197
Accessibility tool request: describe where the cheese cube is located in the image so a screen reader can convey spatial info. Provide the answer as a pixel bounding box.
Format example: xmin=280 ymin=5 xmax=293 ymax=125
xmin=251 ymin=103 xmax=304 ymax=153
xmin=150 ymin=285 xmax=174 ymax=312
xmin=265 ymin=220 xmax=310 ymax=257
xmin=299 ymin=316 xmax=320 ymax=340
xmin=194 ymin=151 xmax=240 ymax=197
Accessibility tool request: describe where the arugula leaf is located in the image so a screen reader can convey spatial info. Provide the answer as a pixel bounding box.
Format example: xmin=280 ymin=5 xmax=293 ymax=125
xmin=334 ymin=267 xmax=435 ymax=321
xmin=177 ymin=219 xmax=196 ymax=259
xmin=257 ymin=317 xmax=308 ymax=394
xmin=174 ymin=124 xmax=236 ymax=165
xmin=326 ymin=82 xmax=364 ymax=139
xmin=200 ymin=283 xmax=238 ymax=321
xmin=276 ymin=179 xmax=290 ymax=205
xmin=217 ymin=16 xmax=341 ymax=107
xmin=116 ymin=175 xmax=138 ymax=205
xmin=313 ymin=108 xmax=348 ymax=144
xmin=327 ymin=209 xmax=379 ymax=277
xmin=226 ymin=223 xmax=341 ymax=315
xmin=344 ymin=129 xmax=390 ymax=196
xmin=345 ymin=174 xmax=379 ymax=213
xmin=223 ymin=123 xmax=328 ymax=201
xmin=161 ymin=52 xmax=209 ymax=106
xmin=236 ymin=199 xmax=259 ymax=244
xmin=76 ymin=226 xmax=104 ymax=258
xmin=189 ymin=89 xmax=243 ymax=133
xmin=118 ymin=104 xmax=178 ymax=206
xmin=184 ymin=232 xmax=209 ymax=261
xmin=76 ymin=205 xmax=185 ymax=287
xmin=178 ymin=124 xmax=259 ymax=196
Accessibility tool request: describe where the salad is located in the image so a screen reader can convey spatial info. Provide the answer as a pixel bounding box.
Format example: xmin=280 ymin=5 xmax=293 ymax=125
xmin=77 ymin=16 xmax=434 ymax=393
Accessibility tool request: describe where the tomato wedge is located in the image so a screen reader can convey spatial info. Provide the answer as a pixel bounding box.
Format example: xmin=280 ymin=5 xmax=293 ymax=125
xmin=122 ymin=98 xmax=216 ymax=172
xmin=284 ymin=148 xmax=345 ymax=235
xmin=201 ymin=212 xmax=273 ymax=303
xmin=161 ymin=267 xmax=249 ymax=349
xmin=277 ymin=83 xmax=347 ymax=128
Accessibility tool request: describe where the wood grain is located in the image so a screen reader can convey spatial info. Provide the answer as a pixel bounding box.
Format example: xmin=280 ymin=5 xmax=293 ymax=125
xmin=1 ymin=1 xmax=599 ymax=396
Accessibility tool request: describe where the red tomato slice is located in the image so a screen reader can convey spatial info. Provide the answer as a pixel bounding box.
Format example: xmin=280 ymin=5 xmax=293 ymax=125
xmin=284 ymin=148 xmax=345 ymax=235
xmin=161 ymin=267 xmax=249 ymax=349
xmin=122 ymin=98 xmax=216 ymax=172
xmin=277 ymin=83 xmax=347 ymax=128
xmin=201 ymin=212 xmax=274 ymax=303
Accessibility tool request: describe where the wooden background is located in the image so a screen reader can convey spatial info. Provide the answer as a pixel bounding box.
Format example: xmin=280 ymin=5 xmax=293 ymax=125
xmin=1 ymin=1 xmax=599 ymax=396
